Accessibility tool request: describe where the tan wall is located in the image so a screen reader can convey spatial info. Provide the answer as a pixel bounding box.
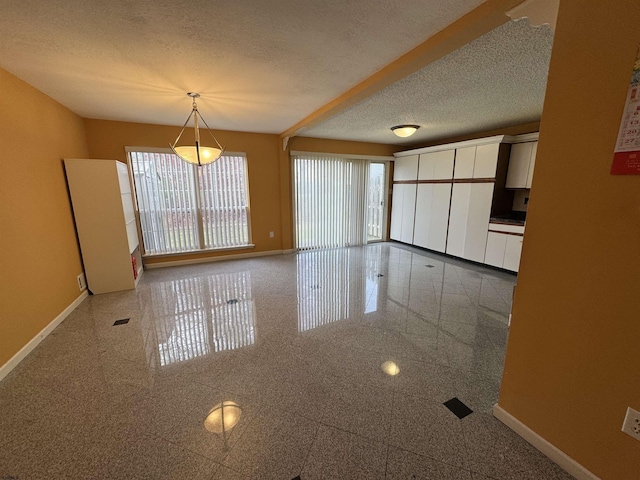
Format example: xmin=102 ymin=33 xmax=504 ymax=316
xmin=289 ymin=136 xmax=397 ymax=157
xmin=84 ymin=120 xmax=283 ymax=266
xmin=0 ymin=68 xmax=88 ymax=367
xmin=498 ymin=2 xmax=640 ymax=479
xmin=84 ymin=122 xmax=398 ymax=263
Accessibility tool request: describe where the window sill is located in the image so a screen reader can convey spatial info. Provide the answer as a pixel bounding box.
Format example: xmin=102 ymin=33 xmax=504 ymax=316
xmin=142 ymin=244 xmax=255 ymax=259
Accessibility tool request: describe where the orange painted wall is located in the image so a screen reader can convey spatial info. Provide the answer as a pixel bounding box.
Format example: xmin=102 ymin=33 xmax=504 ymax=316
xmin=498 ymin=1 xmax=640 ymax=478
xmin=0 ymin=68 xmax=88 ymax=367
xmin=84 ymin=121 xmax=398 ymax=263
xmin=84 ymin=119 xmax=283 ymax=265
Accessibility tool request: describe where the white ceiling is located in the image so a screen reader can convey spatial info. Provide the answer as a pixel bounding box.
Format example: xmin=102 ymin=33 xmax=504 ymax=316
xmin=0 ymin=0 xmax=553 ymax=143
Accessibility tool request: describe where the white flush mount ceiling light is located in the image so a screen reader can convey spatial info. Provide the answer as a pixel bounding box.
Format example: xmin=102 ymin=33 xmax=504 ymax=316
xmin=170 ymin=92 xmax=225 ymax=166
xmin=391 ymin=124 xmax=420 ymax=138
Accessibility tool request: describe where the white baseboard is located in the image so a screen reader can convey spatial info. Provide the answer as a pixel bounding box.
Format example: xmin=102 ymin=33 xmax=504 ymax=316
xmin=145 ymin=249 xmax=294 ymax=269
xmin=0 ymin=290 xmax=89 ymax=382
xmin=493 ymin=404 xmax=600 ymax=480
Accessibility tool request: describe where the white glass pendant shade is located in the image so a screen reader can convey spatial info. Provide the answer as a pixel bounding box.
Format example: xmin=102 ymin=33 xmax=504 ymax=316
xmin=173 ymin=145 xmax=223 ymax=165
xmin=171 ymin=92 xmax=224 ymax=166
xmin=391 ymin=125 xmax=420 ymax=138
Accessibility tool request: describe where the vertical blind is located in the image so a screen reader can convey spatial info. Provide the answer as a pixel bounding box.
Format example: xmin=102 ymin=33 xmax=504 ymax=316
xmin=293 ymin=154 xmax=369 ymax=250
xmin=129 ymin=151 xmax=250 ymax=255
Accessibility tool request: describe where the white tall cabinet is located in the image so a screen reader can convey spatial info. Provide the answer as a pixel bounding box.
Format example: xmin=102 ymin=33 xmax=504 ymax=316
xmin=390 ymin=155 xmax=418 ymax=244
xmin=446 ymin=143 xmax=500 ymax=262
xmin=65 ymin=159 xmax=143 ymax=294
xmin=413 ymin=150 xmax=454 ymax=252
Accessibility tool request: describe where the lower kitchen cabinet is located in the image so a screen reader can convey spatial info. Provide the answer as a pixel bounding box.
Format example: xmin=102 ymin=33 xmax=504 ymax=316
xmin=503 ymin=234 xmax=524 ymax=271
xmin=484 ymin=223 xmax=525 ymax=272
xmin=484 ymin=232 xmax=508 ymax=268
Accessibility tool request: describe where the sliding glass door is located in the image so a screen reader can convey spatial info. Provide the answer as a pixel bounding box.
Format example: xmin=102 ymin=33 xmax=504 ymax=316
xmin=293 ymin=155 xmax=388 ymax=251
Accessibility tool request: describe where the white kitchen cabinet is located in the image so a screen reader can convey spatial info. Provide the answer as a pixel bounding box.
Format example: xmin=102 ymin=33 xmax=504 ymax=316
xmin=473 ymin=143 xmax=500 ymax=178
xmin=446 ymin=183 xmax=494 ymax=262
xmin=503 ymin=235 xmax=524 ymax=271
xmin=506 ymin=141 xmax=537 ymax=188
xmin=412 ymin=184 xmax=433 ymax=248
xmin=453 ymin=147 xmax=476 ymax=179
xmin=413 ymin=183 xmax=451 ymax=253
xmin=418 ymin=150 xmax=454 ymax=180
xmin=484 ymin=232 xmax=508 ymax=268
xmin=446 ymin=184 xmax=471 ymax=258
xmin=526 ymin=142 xmax=537 ymax=188
xmin=390 ymin=183 xmax=417 ymax=244
xmin=65 ymin=159 xmax=143 ymax=294
xmin=394 ymin=154 xmax=419 ymax=181
xmin=484 ymin=223 xmax=525 ymax=272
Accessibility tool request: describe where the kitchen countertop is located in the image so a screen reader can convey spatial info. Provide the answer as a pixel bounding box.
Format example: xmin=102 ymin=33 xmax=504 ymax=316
xmin=490 ymin=215 xmax=526 ymax=226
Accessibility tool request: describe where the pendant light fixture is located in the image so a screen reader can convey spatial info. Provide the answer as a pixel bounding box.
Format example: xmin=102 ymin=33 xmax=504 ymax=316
xmin=170 ymin=92 xmax=225 ymax=166
xmin=391 ymin=124 xmax=420 ymax=138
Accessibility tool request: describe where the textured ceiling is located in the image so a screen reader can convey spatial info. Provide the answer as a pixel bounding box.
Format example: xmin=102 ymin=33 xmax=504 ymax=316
xmin=304 ymin=19 xmax=554 ymax=145
xmin=0 ymin=0 xmax=489 ymax=134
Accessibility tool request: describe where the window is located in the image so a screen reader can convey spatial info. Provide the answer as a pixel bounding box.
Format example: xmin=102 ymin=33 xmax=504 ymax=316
xmin=128 ymin=149 xmax=251 ymax=255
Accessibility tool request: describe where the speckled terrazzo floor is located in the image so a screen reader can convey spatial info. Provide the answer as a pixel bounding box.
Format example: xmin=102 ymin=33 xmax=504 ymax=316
xmin=0 ymin=243 xmax=574 ymax=479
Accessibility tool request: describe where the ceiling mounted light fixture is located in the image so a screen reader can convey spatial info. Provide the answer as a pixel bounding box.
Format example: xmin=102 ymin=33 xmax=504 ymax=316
xmin=391 ymin=124 xmax=420 ymax=138
xmin=170 ymin=92 xmax=224 ymax=166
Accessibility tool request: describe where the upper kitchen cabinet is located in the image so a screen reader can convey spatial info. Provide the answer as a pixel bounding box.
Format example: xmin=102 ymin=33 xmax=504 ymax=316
xmin=505 ymin=134 xmax=539 ymax=189
xmin=393 ymin=154 xmax=419 ymax=181
xmin=473 ymin=143 xmax=501 ymax=178
xmin=418 ymin=150 xmax=455 ymax=180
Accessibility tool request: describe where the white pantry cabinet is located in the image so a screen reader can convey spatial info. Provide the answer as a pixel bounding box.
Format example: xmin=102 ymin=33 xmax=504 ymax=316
xmin=413 ymin=183 xmax=452 ymax=253
xmin=446 ymin=183 xmax=494 ymax=262
xmin=390 ymin=183 xmax=417 ymax=244
xmin=65 ymin=159 xmax=143 ymax=294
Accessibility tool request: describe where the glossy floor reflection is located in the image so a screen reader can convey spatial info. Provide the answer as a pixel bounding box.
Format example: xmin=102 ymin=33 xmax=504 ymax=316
xmin=0 ymin=243 xmax=573 ymax=479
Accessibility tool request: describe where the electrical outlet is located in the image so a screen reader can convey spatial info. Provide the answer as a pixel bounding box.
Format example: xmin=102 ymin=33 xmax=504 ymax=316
xmin=269 ymin=231 xmax=274 ymax=238
xmin=622 ymin=406 xmax=640 ymax=441
xmin=77 ymin=273 xmax=87 ymax=291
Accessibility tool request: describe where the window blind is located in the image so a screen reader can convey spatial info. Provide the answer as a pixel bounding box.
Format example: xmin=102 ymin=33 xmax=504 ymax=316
xmin=293 ymin=154 xmax=369 ymax=250
xmin=129 ymin=151 xmax=250 ymax=255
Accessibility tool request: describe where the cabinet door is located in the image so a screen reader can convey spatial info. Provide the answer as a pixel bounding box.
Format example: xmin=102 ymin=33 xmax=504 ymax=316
xmin=390 ymin=185 xmax=404 ymax=241
xmin=413 ymin=184 xmax=433 ymax=249
xmin=463 ymin=183 xmax=494 ymax=262
xmin=446 ymin=183 xmax=471 ymax=257
xmin=419 ymin=150 xmax=454 ymax=180
xmin=432 ymin=150 xmax=455 ymax=180
xmin=473 ymin=143 xmax=500 ymax=178
xmin=454 ymin=147 xmax=476 ymax=179
xmin=428 ymin=183 xmax=452 ymax=253
xmin=503 ymin=235 xmax=524 ymax=272
xmin=401 ymin=184 xmax=417 ymax=244
xmin=394 ymin=155 xmax=419 ymax=181
xmin=484 ymin=232 xmax=507 ymax=268
xmin=390 ymin=183 xmax=417 ymax=243
xmin=526 ymin=141 xmax=537 ymax=189
xmin=506 ymin=143 xmax=533 ymax=188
